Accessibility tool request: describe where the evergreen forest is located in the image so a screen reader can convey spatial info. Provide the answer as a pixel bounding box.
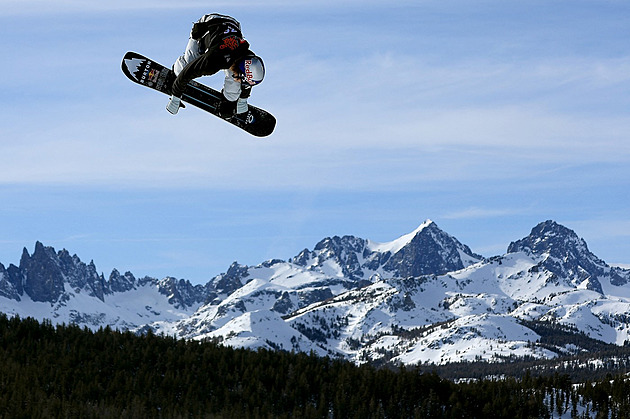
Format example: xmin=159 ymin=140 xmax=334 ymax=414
xmin=1 ymin=314 xmax=630 ymax=418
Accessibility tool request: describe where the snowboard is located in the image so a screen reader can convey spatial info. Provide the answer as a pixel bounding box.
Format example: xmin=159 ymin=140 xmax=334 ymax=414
xmin=121 ymin=51 xmax=275 ymax=137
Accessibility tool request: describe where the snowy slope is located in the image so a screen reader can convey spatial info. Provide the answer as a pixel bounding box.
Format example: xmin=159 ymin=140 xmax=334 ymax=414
xmin=2 ymin=220 xmax=630 ymax=367
xmin=165 ymin=220 xmax=484 ymax=344
xmin=0 ymin=243 xmax=205 ymax=331
xmin=366 ymin=220 xmax=434 ymax=254
xmin=0 ymin=280 xmax=198 ymax=330
xmin=269 ymin=221 xmax=630 ymax=365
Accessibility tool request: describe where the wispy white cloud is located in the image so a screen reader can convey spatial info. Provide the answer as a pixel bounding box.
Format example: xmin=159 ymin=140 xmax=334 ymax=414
xmin=2 ymin=56 xmax=628 ymax=191
xmin=0 ymin=0 xmax=416 ymax=16
xmin=441 ymin=207 xmax=524 ymax=220
xmin=1 ymin=0 xmax=630 ymax=281
xmin=568 ymin=219 xmax=630 ymax=241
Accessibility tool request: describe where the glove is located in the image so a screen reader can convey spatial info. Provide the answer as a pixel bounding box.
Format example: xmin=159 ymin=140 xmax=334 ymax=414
xmin=191 ymin=22 xmax=208 ymax=40
xmin=236 ymin=98 xmax=248 ymax=114
xmin=218 ymin=98 xmax=237 ymax=119
xmin=166 ymin=96 xmax=182 ymax=115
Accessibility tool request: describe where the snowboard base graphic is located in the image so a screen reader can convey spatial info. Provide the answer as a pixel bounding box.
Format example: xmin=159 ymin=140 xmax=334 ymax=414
xmin=121 ymin=51 xmax=275 ymax=137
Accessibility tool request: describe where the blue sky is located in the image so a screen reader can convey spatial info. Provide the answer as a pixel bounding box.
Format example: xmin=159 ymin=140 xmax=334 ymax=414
xmin=1 ymin=1 xmax=629 ymax=284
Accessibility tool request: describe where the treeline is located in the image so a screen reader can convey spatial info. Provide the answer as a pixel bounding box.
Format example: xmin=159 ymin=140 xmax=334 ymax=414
xmin=429 ymin=320 xmax=630 ymax=382
xmin=0 ymin=314 xmax=629 ymax=418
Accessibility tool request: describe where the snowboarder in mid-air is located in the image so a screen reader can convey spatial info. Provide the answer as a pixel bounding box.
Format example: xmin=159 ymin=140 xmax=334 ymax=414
xmin=166 ymin=13 xmax=265 ymax=118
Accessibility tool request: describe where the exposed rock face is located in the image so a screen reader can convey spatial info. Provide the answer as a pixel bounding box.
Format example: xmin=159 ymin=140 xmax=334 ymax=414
xmin=3 ymin=220 xmax=630 ymax=367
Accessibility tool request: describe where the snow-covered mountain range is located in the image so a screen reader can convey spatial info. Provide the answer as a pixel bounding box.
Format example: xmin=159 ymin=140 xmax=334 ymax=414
xmin=2 ymin=219 xmax=630 ymax=366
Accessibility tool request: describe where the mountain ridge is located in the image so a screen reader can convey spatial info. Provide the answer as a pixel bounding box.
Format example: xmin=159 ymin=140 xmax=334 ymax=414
xmin=2 ymin=219 xmax=630 ymax=366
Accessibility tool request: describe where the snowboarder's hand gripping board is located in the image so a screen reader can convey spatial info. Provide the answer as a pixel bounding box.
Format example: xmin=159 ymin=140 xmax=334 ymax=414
xmin=121 ymin=52 xmax=275 ymax=137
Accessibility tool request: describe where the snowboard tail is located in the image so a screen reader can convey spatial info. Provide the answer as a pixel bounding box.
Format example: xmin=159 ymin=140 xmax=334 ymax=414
xmin=121 ymin=51 xmax=275 ymax=137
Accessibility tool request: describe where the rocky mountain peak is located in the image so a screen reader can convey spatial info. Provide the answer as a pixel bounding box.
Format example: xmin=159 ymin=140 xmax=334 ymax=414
xmin=20 ymin=242 xmax=69 ymax=303
xmin=376 ymin=220 xmax=483 ymax=277
xmin=156 ymin=276 xmax=207 ymax=309
xmin=508 ymin=221 xmax=588 ymax=257
xmin=311 ymin=235 xmax=367 ymax=279
xmin=18 ymin=242 xmax=107 ymax=303
xmin=366 ymin=220 xmax=435 ymax=254
xmin=289 ymin=220 xmax=482 ymax=280
xmin=314 ymin=235 xmax=366 ymax=254
xmin=1 ymin=242 xmax=207 ymax=308
xmin=209 ymin=262 xmax=250 ymax=296
xmin=109 ymin=269 xmax=137 ymax=293
xmin=508 ymin=220 xmax=608 ymax=292
xmin=3 ymin=220 xmax=630 ymax=367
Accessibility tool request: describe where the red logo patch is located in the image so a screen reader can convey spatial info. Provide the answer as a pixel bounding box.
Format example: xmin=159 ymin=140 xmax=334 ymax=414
xmin=220 ymin=36 xmax=241 ymax=50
